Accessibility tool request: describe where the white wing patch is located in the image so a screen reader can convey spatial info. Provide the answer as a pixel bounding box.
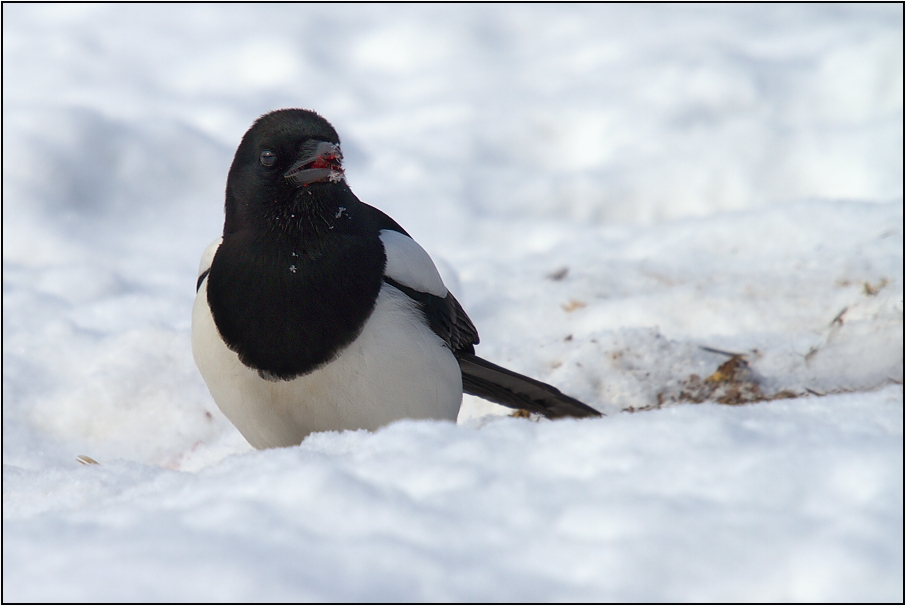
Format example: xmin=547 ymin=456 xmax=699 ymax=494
xmin=379 ymin=229 xmax=447 ymax=298
xmin=197 ymin=237 xmax=223 ymax=280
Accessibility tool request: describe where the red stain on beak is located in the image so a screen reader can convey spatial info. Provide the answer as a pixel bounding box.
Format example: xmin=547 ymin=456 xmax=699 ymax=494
xmin=284 ymin=143 xmax=344 ymax=187
xmin=309 ymin=153 xmax=341 ymax=171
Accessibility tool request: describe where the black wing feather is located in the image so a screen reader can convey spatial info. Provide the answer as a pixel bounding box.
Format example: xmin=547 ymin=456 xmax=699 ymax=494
xmin=382 ymin=277 xmax=478 ymax=354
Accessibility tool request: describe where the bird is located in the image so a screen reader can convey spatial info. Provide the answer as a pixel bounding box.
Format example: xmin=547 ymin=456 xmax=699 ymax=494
xmin=192 ymin=109 xmax=600 ymax=449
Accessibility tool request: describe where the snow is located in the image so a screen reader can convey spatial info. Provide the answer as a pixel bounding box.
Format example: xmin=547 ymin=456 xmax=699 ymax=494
xmin=2 ymin=3 xmax=903 ymax=602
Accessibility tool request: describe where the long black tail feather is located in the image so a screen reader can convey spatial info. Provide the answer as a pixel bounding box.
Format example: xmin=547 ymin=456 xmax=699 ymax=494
xmin=457 ymin=353 xmax=602 ymax=419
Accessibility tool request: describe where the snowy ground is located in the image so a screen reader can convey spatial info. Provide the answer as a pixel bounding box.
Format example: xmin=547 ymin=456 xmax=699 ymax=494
xmin=3 ymin=4 xmax=903 ymax=602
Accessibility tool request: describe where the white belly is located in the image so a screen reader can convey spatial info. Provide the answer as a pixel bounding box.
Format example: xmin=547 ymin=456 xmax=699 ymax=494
xmin=192 ymin=281 xmax=463 ymax=449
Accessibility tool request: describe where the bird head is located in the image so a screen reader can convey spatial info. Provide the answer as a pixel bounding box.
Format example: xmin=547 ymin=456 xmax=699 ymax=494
xmin=224 ymin=109 xmax=346 ymax=233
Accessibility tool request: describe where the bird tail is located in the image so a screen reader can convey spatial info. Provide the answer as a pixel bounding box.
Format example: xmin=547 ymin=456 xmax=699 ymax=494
xmin=457 ymin=353 xmax=601 ymax=419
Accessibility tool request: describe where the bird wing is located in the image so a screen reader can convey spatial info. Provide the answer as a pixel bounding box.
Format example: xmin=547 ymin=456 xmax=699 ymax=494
xmin=376 ymin=227 xmax=600 ymax=420
xmin=374 ymin=220 xmax=480 ymax=354
xmin=381 ymin=276 xmax=479 ymax=355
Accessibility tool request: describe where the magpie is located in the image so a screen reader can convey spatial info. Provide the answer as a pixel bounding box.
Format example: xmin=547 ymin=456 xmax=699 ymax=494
xmin=192 ymin=109 xmax=600 ymax=449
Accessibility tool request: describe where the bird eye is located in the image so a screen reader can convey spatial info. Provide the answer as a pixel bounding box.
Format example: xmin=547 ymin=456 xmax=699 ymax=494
xmin=259 ymin=150 xmax=277 ymax=167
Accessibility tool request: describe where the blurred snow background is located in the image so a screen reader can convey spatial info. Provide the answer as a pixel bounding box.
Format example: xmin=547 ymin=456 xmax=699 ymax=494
xmin=2 ymin=4 xmax=902 ymax=602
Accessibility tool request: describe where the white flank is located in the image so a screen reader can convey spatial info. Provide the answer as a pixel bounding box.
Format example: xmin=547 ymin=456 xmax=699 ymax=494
xmin=192 ymin=278 xmax=462 ymax=448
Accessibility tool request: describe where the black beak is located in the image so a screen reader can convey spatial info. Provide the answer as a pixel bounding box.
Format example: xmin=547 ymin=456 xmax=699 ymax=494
xmin=284 ymin=141 xmax=344 ymax=188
